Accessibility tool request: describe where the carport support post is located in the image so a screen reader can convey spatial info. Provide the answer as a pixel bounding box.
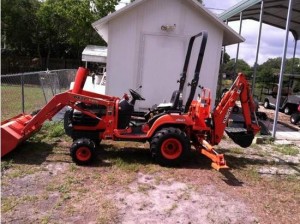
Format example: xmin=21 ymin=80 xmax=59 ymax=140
xmin=272 ymin=0 xmax=294 ymax=138
xmin=251 ymin=0 xmax=264 ymax=95
xmin=291 ymin=39 xmax=298 ymax=73
xmin=234 ymin=12 xmax=243 ymax=75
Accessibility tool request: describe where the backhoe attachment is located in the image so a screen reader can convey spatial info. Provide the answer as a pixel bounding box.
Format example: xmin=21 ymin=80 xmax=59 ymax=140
xmin=198 ymin=139 xmax=228 ymax=170
xmin=225 ymin=127 xmax=255 ymax=148
xmin=212 ymin=73 xmax=260 ymax=147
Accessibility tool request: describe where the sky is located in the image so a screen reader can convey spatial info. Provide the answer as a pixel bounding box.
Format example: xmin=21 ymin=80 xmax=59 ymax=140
xmin=203 ymin=0 xmax=300 ymax=66
xmin=116 ymin=0 xmax=300 ymax=66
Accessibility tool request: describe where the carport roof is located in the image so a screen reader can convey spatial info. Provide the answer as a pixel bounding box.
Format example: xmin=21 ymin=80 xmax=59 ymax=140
xmin=219 ymin=0 xmax=300 ymax=40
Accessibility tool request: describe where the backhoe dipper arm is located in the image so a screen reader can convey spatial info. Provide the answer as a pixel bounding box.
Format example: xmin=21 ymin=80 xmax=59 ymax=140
xmin=212 ymin=73 xmax=260 ymax=146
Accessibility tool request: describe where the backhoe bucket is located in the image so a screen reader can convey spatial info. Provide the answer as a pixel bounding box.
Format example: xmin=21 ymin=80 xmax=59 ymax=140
xmin=225 ymin=127 xmax=254 ymax=148
xmin=1 ymin=114 xmax=40 ymax=157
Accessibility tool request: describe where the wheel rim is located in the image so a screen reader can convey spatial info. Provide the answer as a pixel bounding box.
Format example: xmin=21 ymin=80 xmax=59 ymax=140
xmin=76 ymin=147 xmax=91 ymax=161
xmin=161 ymin=138 xmax=182 ymax=160
xmin=285 ymin=107 xmax=289 ymax=114
xmin=291 ymin=117 xmax=295 ymax=123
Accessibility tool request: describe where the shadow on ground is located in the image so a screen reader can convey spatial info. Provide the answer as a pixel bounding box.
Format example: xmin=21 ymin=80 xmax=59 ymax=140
xmin=1 ymin=141 xmax=55 ymax=165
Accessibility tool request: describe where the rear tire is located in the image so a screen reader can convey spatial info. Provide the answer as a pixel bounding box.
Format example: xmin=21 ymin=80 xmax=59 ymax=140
xmin=290 ymin=113 xmax=300 ymax=124
xmin=150 ymin=127 xmax=190 ymax=166
xmin=70 ymin=138 xmax=95 ymax=165
xmin=263 ymin=100 xmax=270 ymax=109
xmin=284 ymin=106 xmax=291 ymax=115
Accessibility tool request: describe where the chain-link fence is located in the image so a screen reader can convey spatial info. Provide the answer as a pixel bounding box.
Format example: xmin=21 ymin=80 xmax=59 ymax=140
xmin=1 ymin=69 xmax=77 ymax=121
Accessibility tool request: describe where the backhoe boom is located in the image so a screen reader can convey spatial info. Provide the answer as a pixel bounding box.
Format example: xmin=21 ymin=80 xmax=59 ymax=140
xmin=212 ymin=73 xmax=260 ymax=146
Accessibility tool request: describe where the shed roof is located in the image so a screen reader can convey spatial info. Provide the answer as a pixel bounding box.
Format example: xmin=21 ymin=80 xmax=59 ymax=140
xmin=82 ymin=45 xmax=107 ymax=63
xmin=92 ymin=0 xmax=244 ymax=46
xmin=219 ymin=0 xmax=300 ymax=40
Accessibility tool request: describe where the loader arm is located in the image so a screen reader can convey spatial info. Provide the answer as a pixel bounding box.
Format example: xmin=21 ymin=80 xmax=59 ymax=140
xmin=22 ymin=91 xmax=116 ymax=135
xmin=212 ymin=73 xmax=260 ymax=147
xmin=1 ymin=67 xmax=118 ymax=157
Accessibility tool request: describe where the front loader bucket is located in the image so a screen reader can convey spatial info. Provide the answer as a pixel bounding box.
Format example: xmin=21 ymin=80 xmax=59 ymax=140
xmin=225 ymin=127 xmax=254 ymax=148
xmin=1 ymin=114 xmax=41 ymax=157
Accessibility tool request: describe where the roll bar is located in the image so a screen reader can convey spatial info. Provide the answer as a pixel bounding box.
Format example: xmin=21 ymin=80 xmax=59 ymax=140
xmin=183 ymin=31 xmax=208 ymax=113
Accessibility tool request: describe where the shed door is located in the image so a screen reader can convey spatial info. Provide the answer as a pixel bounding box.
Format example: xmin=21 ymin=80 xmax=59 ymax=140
xmin=137 ymin=34 xmax=186 ymax=110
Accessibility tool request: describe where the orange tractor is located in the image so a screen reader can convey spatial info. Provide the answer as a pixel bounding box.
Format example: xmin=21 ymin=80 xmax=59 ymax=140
xmin=1 ymin=31 xmax=260 ymax=170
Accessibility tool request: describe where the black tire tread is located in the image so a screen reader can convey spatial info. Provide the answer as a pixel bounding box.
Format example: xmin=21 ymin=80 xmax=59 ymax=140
xmin=150 ymin=127 xmax=190 ymax=166
xmin=70 ymin=138 xmax=95 ymax=165
xmin=284 ymin=106 xmax=291 ymax=115
xmin=64 ymin=109 xmax=73 ymax=136
xmin=264 ymin=100 xmax=270 ymax=109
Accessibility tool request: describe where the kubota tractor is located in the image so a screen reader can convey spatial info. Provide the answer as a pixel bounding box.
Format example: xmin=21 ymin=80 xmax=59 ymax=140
xmin=1 ymin=31 xmax=260 ymax=170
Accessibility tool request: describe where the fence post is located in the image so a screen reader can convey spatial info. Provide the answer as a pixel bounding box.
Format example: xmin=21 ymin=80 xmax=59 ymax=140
xmin=21 ymin=74 xmax=25 ymax=113
xmin=39 ymin=72 xmax=49 ymax=104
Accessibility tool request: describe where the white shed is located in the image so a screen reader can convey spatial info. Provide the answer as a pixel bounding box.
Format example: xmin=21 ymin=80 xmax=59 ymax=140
xmin=92 ymin=0 xmax=243 ymax=111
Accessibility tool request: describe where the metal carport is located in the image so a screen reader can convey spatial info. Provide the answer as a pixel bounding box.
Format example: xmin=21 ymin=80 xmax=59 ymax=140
xmin=219 ymin=0 xmax=300 ymax=138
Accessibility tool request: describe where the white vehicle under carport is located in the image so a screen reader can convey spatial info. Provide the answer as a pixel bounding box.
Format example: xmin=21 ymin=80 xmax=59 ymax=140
xmin=70 ymin=45 xmax=107 ymax=94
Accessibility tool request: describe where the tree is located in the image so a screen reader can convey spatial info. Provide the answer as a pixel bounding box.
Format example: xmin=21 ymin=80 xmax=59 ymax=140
xmin=1 ymin=0 xmax=40 ymax=55
xmin=2 ymin=0 xmax=120 ymax=69
xmin=256 ymin=57 xmax=300 ymax=91
xmin=256 ymin=57 xmax=299 ymax=82
xmin=223 ymin=59 xmax=251 ymax=79
xmin=35 ymin=0 xmax=120 ymax=67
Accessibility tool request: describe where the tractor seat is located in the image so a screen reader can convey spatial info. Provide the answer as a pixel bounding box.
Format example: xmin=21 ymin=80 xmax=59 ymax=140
xmin=157 ymin=90 xmax=181 ymax=110
xmin=144 ymin=90 xmax=182 ymax=124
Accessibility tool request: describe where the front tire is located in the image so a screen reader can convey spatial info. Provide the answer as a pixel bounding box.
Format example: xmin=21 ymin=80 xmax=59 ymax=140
xmin=64 ymin=109 xmax=73 ymax=136
xmin=150 ymin=127 xmax=190 ymax=166
xmin=70 ymin=138 xmax=95 ymax=165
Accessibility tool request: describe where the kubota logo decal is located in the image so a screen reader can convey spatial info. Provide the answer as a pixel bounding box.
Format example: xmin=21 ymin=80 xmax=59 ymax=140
xmin=73 ymin=95 xmax=97 ymax=104
xmin=223 ymin=107 xmax=232 ymax=124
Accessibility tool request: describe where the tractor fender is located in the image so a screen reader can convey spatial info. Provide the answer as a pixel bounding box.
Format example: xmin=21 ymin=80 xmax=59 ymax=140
xmin=147 ymin=113 xmax=193 ymax=138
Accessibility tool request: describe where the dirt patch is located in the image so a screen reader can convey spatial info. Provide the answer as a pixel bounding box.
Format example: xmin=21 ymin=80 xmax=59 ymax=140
xmin=258 ymin=106 xmax=300 ymax=131
xmin=1 ymin=123 xmax=300 ymax=224
xmin=113 ymin=172 xmax=257 ymax=224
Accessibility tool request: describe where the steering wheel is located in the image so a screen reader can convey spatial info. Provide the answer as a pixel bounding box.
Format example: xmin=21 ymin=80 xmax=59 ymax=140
xmin=129 ymin=89 xmax=145 ymax=101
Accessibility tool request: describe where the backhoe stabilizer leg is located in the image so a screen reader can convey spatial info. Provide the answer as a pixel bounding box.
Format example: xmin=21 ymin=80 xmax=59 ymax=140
xmin=198 ymin=139 xmax=228 ymax=170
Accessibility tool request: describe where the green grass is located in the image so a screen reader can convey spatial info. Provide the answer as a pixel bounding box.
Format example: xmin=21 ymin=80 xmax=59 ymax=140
xmin=273 ymin=145 xmax=299 ymax=156
xmin=45 ymin=122 xmax=65 ymax=138
xmin=230 ymin=147 xmax=244 ymax=154
xmin=1 ymin=120 xmax=300 ymax=224
xmin=1 ymin=160 xmax=14 ymax=172
xmin=1 ymin=84 xmax=46 ymax=120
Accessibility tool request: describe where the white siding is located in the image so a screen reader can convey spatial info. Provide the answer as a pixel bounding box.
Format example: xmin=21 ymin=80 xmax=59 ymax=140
xmin=106 ymin=10 xmax=139 ymax=96
xmin=105 ymin=0 xmax=223 ymax=110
